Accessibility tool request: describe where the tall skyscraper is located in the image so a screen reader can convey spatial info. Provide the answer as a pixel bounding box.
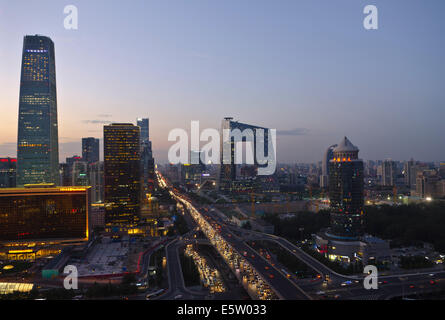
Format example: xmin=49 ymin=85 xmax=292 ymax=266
xmin=218 ymin=117 xmax=273 ymax=192
xmin=403 ymin=159 xmax=417 ymax=188
xmin=82 ymin=137 xmax=100 ymax=164
xmin=17 ymin=35 xmax=59 ymax=186
xmin=328 ymin=137 xmax=364 ymax=240
xmin=137 ymin=118 xmax=149 ymax=142
xmin=137 ymin=118 xmax=155 ymax=196
xmin=315 ymin=137 xmax=390 ymax=264
xmin=104 ymin=123 xmax=141 ymax=230
xmin=320 ymin=144 xmax=337 ymax=188
xmin=380 ymin=159 xmax=396 ymax=186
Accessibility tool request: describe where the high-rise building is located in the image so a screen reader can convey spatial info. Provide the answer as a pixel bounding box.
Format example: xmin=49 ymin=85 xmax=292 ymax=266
xmin=104 ymin=123 xmax=141 ymax=230
xmin=415 ymin=170 xmax=441 ymax=199
xmin=320 ymin=144 xmax=337 ymax=188
xmin=17 ymin=35 xmax=59 ymax=186
xmin=0 ymin=158 xmax=17 ymax=188
xmin=403 ymin=159 xmax=417 ymax=188
xmin=82 ymin=137 xmax=100 ymax=164
xmin=328 ymin=137 xmax=364 ymax=240
xmin=137 ymin=118 xmax=149 ymax=142
xmin=88 ymin=161 xmax=104 ymax=204
xmin=218 ymin=117 xmax=273 ymax=192
xmin=61 ymin=155 xmax=85 ymax=186
xmin=315 ymin=137 xmax=391 ymax=265
xmin=380 ymin=159 xmax=396 ymax=186
xmin=137 ymin=118 xmax=155 ymax=196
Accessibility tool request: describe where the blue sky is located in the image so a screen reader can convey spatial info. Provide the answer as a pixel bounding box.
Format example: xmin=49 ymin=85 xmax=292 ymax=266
xmin=0 ymin=0 xmax=444 ymax=163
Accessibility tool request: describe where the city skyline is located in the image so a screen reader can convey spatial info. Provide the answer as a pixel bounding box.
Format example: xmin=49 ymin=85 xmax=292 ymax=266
xmin=1 ymin=0 xmax=444 ymax=164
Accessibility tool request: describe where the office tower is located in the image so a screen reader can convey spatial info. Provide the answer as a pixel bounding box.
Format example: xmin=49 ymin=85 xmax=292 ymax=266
xmin=0 ymin=158 xmax=17 ymax=188
xmin=59 ymin=163 xmax=70 ymax=186
xmin=104 ymin=123 xmax=141 ymax=230
xmin=403 ymin=159 xmax=417 ymax=188
xmin=82 ymin=137 xmax=100 ymax=164
xmin=218 ymin=117 xmax=273 ymax=192
xmin=137 ymin=118 xmax=155 ymax=196
xmin=320 ymin=144 xmax=337 ymax=188
xmin=0 ymin=185 xmax=90 ymax=260
xmin=88 ymin=161 xmax=104 ymax=203
xmin=141 ymin=140 xmax=155 ymax=195
xmin=71 ymin=160 xmax=89 ymax=186
xmin=380 ymin=159 xmax=396 ymax=186
xmin=17 ymin=35 xmax=59 ymax=186
xmin=328 ymin=137 xmax=364 ymax=240
xmin=415 ymin=170 xmax=441 ymax=199
xmin=137 ymin=118 xmax=149 ymax=142
xmin=61 ymin=155 xmax=85 ymax=186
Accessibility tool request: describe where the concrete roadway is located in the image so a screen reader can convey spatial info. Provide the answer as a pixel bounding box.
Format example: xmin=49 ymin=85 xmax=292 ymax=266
xmin=199 ymin=207 xmax=310 ymax=300
xmin=159 ymin=238 xmax=208 ymax=300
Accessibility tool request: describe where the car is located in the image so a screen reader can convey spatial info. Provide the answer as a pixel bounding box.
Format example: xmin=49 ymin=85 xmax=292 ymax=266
xmin=268 ymin=273 xmax=275 ymax=279
xmin=341 ymin=281 xmax=352 ymax=287
xmin=409 ymin=285 xmax=415 ymax=289
xmin=264 ymin=266 xmax=270 ymax=270
xmin=429 ymin=280 xmax=436 ymax=285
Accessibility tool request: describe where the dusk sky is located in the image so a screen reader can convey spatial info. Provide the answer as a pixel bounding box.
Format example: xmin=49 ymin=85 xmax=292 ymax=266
xmin=0 ymin=0 xmax=444 ymax=163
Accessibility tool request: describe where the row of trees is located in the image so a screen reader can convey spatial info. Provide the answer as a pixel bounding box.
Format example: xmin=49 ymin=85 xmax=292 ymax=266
xmin=263 ymin=210 xmax=330 ymax=241
xmin=365 ymin=202 xmax=445 ymax=253
xmin=264 ymin=202 xmax=445 ymax=254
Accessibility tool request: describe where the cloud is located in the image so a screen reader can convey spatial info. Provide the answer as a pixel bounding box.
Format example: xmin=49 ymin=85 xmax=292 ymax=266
xmin=97 ymin=114 xmax=113 ymax=118
xmin=277 ymin=128 xmax=309 ymax=136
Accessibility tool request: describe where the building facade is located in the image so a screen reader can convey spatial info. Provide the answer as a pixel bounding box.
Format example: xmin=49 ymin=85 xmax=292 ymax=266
xmin=17 ymin=35 xmax=59 ymax=186
xmin=0 ymin=158 xmax=17 ymax=188
xmin=0 ymin=185 xmax=90 ymax=260
xmin=328 ymin=137 xmax=364 ymax=240
xmin=320 ymin=144 xmax=337 ymax=188
xmin=104 ymin=123 xmax=141 ymax=231
xmin=82 ymin=137 xmax=100 ymax=164
xmin=218 ymin=117 xmax=274 ymax=192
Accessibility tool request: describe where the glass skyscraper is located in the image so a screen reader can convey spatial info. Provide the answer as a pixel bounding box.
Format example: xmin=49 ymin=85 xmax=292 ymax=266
xmin=104 ymin=123 xmax=141 ymax=230
xmin=137 ymin=118 xmax=155 ymax=195
xmin=328 ymin=137 xmax=364 ymax=240
xmin=137 ymin=118 xmax=149 ymax=142
xmin=17 ymin=35 xmax=59 ymax=186
xmin=82 ymin=137 xmax=100 ymax=164
xmin=218 ymin=117 xmax=272 ymax=192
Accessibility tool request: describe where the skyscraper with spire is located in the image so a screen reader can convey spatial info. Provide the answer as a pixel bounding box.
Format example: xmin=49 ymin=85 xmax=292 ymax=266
xmin=17 ymin=35 xmax=59 ymax=186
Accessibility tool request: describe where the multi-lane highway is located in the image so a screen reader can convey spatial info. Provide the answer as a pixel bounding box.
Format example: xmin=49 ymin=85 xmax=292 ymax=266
xmin=233 ymin=226 xmax=445 ymax=300
xmin=157 ymin=171 xmax=445 ymax=300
